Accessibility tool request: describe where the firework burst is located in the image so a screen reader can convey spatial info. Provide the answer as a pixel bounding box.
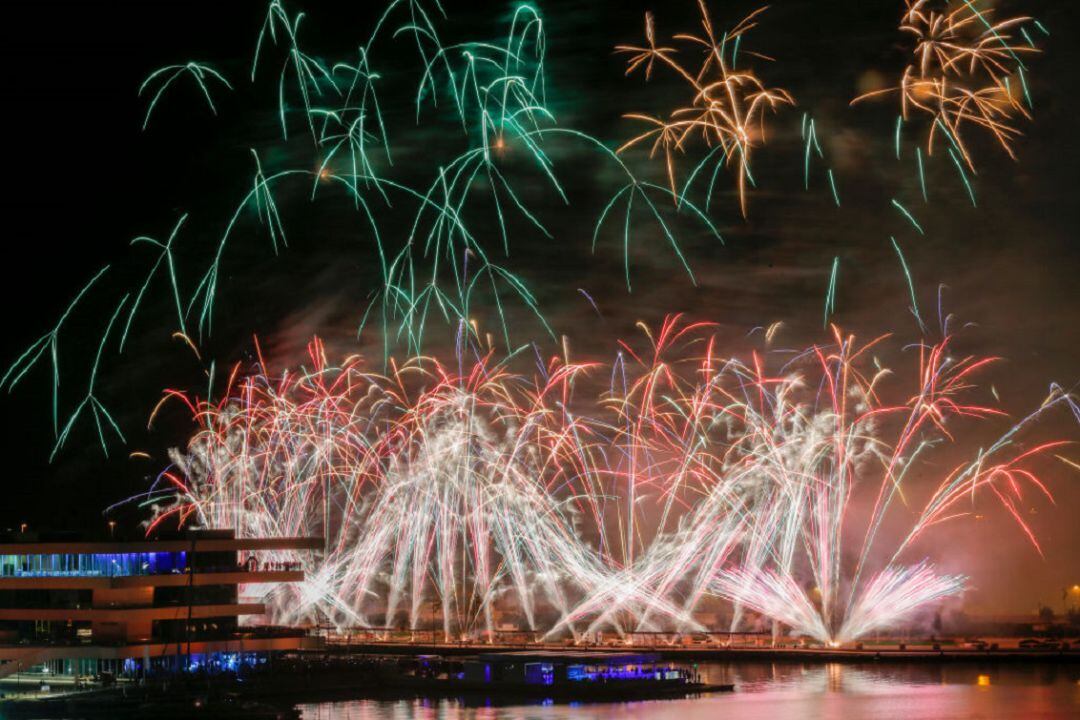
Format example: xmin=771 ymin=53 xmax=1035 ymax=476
xmin=134 ymin=318 xmax=1077 ymax=645
xmin=616 ymin=2 xmax=794 ymax=216
xmin=853 ymin=0 xmax=1041 ymax=172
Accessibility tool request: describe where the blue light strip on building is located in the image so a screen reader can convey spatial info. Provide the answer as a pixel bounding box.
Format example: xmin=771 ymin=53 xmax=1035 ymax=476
xmin=0 ymin=551 xmax=187 ymax=578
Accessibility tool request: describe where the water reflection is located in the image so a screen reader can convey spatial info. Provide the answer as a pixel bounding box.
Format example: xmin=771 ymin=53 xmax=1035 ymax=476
xmin=694 ymin=659 xmax=1079 ymax=691
xmin=298 ymin=662 xmax=1080 ymax=719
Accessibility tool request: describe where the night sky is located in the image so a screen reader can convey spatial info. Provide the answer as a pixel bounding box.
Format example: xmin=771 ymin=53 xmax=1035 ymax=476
xmin=0 ymin=0 xmax=1077 ymax=614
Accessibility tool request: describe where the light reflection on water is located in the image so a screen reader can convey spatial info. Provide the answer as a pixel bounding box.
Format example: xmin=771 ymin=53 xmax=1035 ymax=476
xmin=298 ymin=662 xmax=1080 ymax=720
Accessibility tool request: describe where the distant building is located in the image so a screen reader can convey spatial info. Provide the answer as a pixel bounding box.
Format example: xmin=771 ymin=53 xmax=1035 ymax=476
xmin=0 ymin=530 xmax=322 ymax=679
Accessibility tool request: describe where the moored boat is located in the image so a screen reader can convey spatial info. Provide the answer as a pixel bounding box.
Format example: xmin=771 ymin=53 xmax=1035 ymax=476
xmin=385 ymin=651 xmax=735 ymax=700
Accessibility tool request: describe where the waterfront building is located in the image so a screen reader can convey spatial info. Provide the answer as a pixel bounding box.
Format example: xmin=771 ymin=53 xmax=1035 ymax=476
xmin=0 ymin=529 xmax=322 ymax=680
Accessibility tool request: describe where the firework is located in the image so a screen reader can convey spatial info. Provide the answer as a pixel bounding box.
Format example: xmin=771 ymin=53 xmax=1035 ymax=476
xmin=134 ymin=317 xmax=1077 ymax=645
xmin=852 ymin=0 xmax=1041 ymax=173
xmin=616 ymin=2 xmax=794 ymax=216
xmin=139 ymin=62 xmax=232 ymax=130
xmin=6 ymin=0 xmax=720 ymax=452
xmin=800 ymin=113 xmax=841 ymax=207
xmin=0 ymin=0 xmax=1068 ymax=651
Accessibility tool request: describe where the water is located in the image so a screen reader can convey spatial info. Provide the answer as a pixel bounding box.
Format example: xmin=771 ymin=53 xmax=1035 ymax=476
xmin=297 ymin=662 xmax=1080 ymax=720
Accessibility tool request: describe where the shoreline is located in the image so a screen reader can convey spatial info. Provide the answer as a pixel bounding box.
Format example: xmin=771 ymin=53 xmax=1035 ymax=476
xmin=1 ymin=648 xmax=1076 ymax=718
xmin=318 ymin=642 xmax=1080 ymax=664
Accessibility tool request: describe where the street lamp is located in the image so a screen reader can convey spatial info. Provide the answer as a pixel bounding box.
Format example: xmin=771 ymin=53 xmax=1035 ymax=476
xmin=1063 ymin=586 xmax=1080 ymax=611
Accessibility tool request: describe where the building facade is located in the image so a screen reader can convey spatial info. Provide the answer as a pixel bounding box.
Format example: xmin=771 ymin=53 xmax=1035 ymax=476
xmin=0 ymin=530 xmax=322 ymax=679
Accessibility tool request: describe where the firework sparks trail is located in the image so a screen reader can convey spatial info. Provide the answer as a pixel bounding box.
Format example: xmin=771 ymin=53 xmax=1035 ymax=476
xmin=5 ymin=0 xmax=725 ymax=454
xmin=134 ymin=318 xmax=1077 ymax=645
xmin=143 ymin=336 xmax=623 ymax=637
xmin=852 ymin=0 xmax=1041 ymax=175
xmin=0 ymin=0 xmax=1067 ymax=650
xmin=4 ymin=1 xmax=1054 ymax=459
xmin=139 ymin=62 xmax=233 ymax=130
xmin=616 ymin=2 xmax=794 ymax=216
xmin=580 ymin=321 xmax=1075 ymax=644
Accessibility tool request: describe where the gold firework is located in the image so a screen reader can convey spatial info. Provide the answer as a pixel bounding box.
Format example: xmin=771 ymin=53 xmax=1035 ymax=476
xmin=616 ymin=2 xmax=794 ymax=217
xmin=853 ymin=0 xmax=1039 ymax=169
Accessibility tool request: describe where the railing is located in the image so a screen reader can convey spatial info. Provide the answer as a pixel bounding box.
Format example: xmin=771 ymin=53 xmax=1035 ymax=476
xmin=0 ymin=562 xmax=302 ymax=580
xmin=239 ymin=626 xmax=308 ymax=639
xmin=0 ymin=626 xmax=310 ymax=649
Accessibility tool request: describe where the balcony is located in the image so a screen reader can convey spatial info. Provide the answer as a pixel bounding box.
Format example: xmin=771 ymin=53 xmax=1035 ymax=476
xmin=0 ymin=568 xmax=303 ymax=591
xmin=0 ymin=603 xmax=267 ymax=623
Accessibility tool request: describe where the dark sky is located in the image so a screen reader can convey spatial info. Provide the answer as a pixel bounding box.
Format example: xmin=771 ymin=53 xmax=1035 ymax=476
xmin=0 ymin=0 xmax=1077 ymax=612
